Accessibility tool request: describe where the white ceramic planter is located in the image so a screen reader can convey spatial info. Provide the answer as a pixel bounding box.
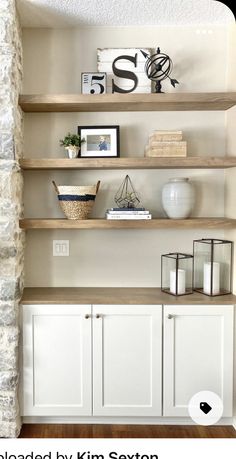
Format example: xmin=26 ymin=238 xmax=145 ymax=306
xmin=162 ymin=177 xmax=195 ymax=219
xmin=66 ymin=146 xmax=79 ymax=159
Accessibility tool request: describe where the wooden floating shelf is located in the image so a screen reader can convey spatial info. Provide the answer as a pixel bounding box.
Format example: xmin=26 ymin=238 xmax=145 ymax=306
xmin=21 ymin=287 xmax=236 ymax=305
xmin=20 ymin=157 xmax=236 ymax=170
xmin=19 ymin=218 xmax=236 ymax=230
xmin=19 ymin=92 xmax=236 ymax=112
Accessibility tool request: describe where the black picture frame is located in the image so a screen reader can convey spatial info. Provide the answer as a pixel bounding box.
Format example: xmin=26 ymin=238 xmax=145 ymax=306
xmin=78 ymin=125 xmax=120 ymax=158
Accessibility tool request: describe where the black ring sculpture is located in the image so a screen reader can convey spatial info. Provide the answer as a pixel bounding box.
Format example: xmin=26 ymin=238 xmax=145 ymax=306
xmin=141 ymin=48 xmax=179 ymax=93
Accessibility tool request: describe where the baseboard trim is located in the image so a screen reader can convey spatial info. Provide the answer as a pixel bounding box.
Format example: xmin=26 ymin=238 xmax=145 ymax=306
xmin=22 ymin=416 xmax=234 ymax=426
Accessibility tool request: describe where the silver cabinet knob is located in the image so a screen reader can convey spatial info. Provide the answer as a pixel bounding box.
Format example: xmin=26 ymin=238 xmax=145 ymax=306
xmin=167 ymin=314 xmax=174 ymax=319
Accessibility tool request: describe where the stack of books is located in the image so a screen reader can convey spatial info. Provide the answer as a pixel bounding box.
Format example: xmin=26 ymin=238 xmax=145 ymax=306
xmin=106 ymin=207 xmax=152 ymax=220
xmin=145 ymin=130 xmax=187 ymax=157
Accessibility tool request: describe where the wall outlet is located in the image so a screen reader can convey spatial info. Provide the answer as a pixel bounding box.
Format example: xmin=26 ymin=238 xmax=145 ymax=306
xmin=53 ymin=240 xmax=69 ymax=256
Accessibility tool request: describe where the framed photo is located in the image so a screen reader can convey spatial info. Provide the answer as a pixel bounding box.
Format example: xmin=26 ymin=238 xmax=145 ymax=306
xmin=81 ymin=73 xmax=107 ymax=94
xmin=78 ymin=125 xmax=120 ymax=158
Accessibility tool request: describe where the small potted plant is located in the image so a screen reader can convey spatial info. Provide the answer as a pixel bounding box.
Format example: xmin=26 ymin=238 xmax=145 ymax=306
xmin=60 ymin=133 xmax=85 ymax=159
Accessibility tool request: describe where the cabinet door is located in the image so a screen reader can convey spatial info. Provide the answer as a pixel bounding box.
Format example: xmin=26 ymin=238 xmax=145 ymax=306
xmin=23 ymin=304 xmax=92 ymax=416
xmin=163 ymin=305 xmax=233 ymax=417
xmin=93 ymin=304 xmax=162 ymax=416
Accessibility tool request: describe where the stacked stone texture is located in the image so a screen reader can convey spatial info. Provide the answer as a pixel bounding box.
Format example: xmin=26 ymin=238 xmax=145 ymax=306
xmin=0 ymin=0 xmax=24 ymax=437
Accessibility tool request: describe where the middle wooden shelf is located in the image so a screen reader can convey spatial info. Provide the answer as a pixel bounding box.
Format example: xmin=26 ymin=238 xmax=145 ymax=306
xmin=19 ymin=156 xmax=236 ymax=170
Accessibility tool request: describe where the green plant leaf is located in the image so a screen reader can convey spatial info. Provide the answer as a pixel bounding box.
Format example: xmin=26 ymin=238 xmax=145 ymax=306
xmin=59 ymin=132 xmax=85 ymax=147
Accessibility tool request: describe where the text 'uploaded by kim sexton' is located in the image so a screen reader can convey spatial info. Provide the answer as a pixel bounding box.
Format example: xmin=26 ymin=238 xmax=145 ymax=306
xmin=0 ymin=453 xmax=158 ymax=459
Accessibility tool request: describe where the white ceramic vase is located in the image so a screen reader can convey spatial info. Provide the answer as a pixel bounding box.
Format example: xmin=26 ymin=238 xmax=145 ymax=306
xmin=162 ymin=177 xmax=195 ymax=219
xmin=66 ymin=146 xmax=79 ymax=159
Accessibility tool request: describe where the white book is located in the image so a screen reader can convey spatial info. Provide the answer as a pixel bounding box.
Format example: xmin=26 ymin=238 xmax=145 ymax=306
xmin=149 ymin=130 xmax=183 ymax=141
xmin=106 ymin=214 xmax=152 ymax=220
xmin=107 ymin=210 xmax=150 ymax=215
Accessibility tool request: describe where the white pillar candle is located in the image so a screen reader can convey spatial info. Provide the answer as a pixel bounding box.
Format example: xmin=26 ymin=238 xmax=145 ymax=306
xmin=203 ymin=262 xmax=220 ymax=295
xmin=170 ymin=269 xmax=186 ymax=295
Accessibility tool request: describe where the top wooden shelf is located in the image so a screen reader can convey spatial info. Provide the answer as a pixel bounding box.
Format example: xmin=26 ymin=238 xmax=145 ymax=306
xmin=19 ymin=92 xmax=236 ymax=112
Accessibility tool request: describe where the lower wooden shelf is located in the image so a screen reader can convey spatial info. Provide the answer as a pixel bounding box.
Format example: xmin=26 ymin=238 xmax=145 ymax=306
xmin=19 ymin=217 xmax=236 ymax=230
xmin=21 ymin=287 xmax=236 ymax=305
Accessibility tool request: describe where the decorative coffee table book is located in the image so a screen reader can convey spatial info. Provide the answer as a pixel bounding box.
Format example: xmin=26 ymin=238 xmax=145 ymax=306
xmin=106 ymin=207 xmax=152 ymax=220
xmin=145 ymin=130 xmax=187 ymax=157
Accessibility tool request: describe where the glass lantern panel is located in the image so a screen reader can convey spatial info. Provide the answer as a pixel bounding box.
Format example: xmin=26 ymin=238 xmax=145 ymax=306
xmin=213 ymin=241 xmax=232 ymax=294
xmin=162 ymin=256 xmax=177 ymax=294
xmin=183 ymin=257 xmax=193 ymax=292
xmin=193 ymin=241 xmax=211 ymax=292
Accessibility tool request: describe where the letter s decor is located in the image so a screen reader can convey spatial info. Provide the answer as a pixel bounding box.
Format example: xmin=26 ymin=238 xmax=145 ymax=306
xmin=97 ymin=48 xmax=151 ymax=93
xmin=112 ymin=54 xmax=138 ymax=93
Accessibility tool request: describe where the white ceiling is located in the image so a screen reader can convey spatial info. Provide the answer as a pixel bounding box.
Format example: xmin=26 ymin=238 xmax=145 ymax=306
xmin=17 ymin=0 xmax=235 ymax=28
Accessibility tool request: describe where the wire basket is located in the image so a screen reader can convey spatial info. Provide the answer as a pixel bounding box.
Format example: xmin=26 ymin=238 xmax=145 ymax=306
xmin=52 ymin=180 xmax=100 ymax=220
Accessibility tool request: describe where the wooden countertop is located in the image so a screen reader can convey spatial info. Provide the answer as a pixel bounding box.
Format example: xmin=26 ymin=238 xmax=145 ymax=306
xmin=21 ymin=288 xmax=236 ymax=305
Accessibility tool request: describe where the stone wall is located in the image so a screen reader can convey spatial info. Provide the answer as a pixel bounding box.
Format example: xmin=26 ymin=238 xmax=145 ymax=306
xmin=0 ymin=0 xmax=24 ymax=437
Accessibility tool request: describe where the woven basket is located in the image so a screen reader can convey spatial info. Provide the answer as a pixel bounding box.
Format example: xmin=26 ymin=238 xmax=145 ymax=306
xmin=53 ymin=181 xmax=100 ymax=220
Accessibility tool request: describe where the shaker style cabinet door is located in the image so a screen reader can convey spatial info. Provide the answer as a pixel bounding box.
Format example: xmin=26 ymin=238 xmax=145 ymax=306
xmin=22 ymin=304 xmax=92 ymax=416
xmin=93 ymin=304 xmax=162 ymax=416
xmin=163 ymin=305 xmax=234 ymax=417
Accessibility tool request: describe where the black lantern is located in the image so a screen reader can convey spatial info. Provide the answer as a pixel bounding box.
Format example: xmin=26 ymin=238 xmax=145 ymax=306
xmin=193 ymin=239 xmax=233 ymax=296
xmin=161 ymin=253 xmax=193 ymax=296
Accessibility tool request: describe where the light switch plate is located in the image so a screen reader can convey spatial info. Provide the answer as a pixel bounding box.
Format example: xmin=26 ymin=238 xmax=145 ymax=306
xmin=53 ymin=240 xmax=69 ymax=256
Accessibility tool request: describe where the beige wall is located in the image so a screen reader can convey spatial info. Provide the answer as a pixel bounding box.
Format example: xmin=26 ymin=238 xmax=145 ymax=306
xmin=23 ymin=26 xmax=229 ymax=93
xmin=22 ymin=26 xmax=229 ymax=287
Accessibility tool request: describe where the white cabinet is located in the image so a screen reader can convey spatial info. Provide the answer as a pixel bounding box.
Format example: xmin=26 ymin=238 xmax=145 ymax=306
xmin=163 ymin=305 xmax=234 ymax=417
xmin=22 ymin=303 xmax=162 ymax=417
xmin=93 ymin=305 xmax=162 ymax=416
xmin=22 ymin=303 xmax=234 ymax=419
xmin=23 ymin=304 xmax=92 ymax=416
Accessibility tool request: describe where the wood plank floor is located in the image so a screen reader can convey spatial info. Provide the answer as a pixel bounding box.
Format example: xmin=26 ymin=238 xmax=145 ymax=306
xmin=19 ymin=424 xmax=236 ymax=438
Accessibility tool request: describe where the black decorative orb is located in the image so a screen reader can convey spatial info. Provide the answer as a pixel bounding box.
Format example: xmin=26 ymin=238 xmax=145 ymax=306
xmin=141 ymin=47 xmax=179 ymax=93
xmin=146 ymin=53 xmax=173 ymax=82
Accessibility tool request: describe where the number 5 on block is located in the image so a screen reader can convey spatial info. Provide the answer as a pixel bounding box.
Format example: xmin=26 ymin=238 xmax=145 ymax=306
xmin=81 ymin=73 xmax=107 ymax=94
